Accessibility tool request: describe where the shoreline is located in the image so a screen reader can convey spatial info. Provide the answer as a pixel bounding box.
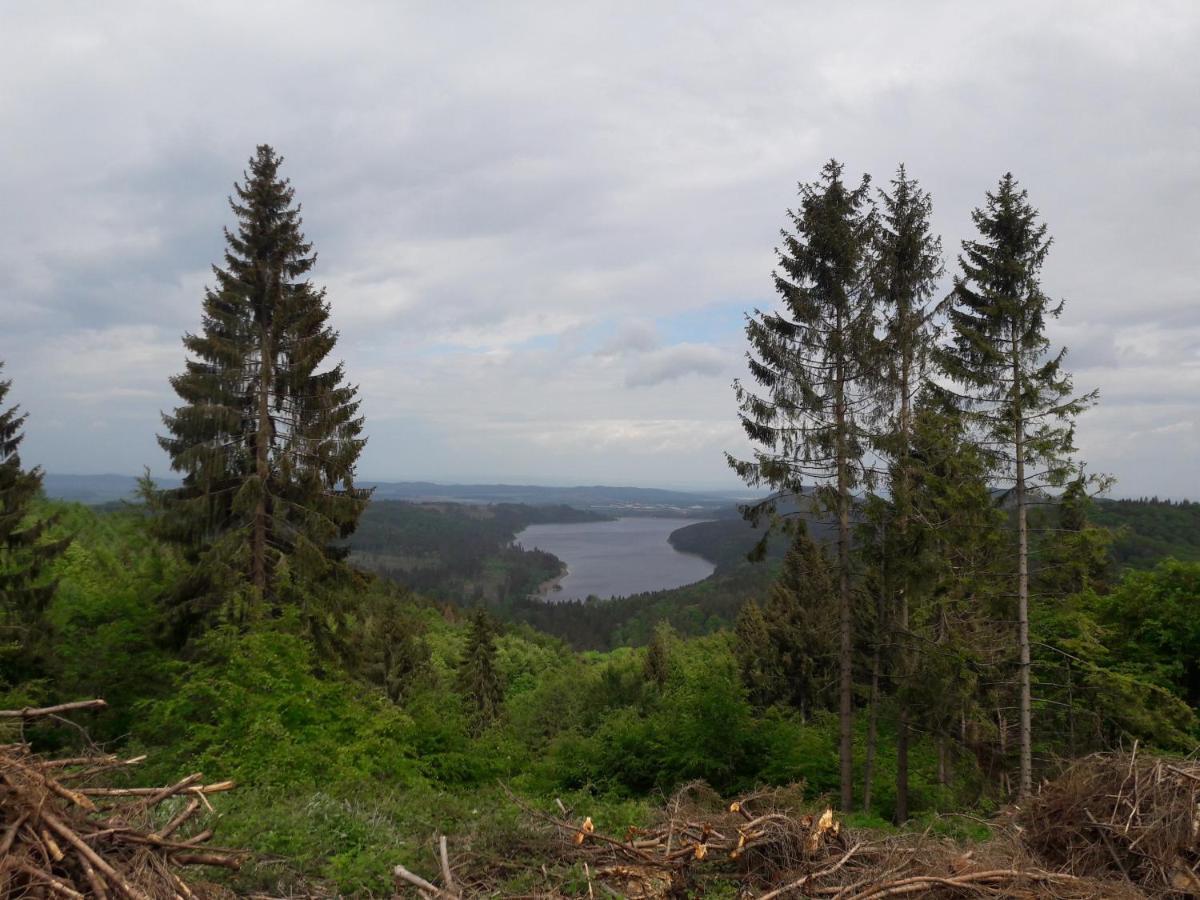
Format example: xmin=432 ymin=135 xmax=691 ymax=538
xmin=533 ymin=564 xmax=567 ymax=600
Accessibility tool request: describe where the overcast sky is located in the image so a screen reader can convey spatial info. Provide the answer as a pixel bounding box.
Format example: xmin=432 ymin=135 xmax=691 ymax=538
xmin=1 ymin=2 xmax=1196 ymax=496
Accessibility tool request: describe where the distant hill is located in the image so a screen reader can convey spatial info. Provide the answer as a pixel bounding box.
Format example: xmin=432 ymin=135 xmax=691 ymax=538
xmin=360 ymin=481 xmax=759 ymax=514
xmin=41 ymin=473 xmax=761 ymax=514
xmin=40 ymin=473 xmax=181 ymax=505
xmin=1094 ymin=497 xmax=1200 ymax=568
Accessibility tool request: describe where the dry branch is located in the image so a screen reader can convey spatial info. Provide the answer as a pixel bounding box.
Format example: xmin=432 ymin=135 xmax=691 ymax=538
xmin=0 ymin=699 xmax=108 ymax=719
xmin=429 ymin=759 xmax=1200 ymax=898
xmin=1 ymin=699 xmax=244 ymax=899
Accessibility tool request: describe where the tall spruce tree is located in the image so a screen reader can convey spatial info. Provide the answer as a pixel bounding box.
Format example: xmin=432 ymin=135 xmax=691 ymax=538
xmin=869 ymin=165 xmax=944 ymax=821
xmin=1037 ymin=475 xmax=1112 ymax=598
xmin=730 ymin=160 xmax=876 ymax=811
xmin=936 ymin=174 xmax=1095 ymax=797
xmin=904 ymin=390 xmax=1008 ymax=799
xmin=0 ymin=365 xmax=67 ymax=686
xmin=159 ymin=145 xmax=370 ymax=635
xmin=457 ymin=608 xmax=504 ymax=735
xmin=765 ymin=526 xmax=838 ymax=718
xmin=733 ymin=600 xmax=779 ymax=709
xmin=735 ymin=526 xmax=837 ymax=717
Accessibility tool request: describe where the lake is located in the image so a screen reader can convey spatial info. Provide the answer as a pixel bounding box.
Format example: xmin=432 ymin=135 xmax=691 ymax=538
xmin=515 ymin=516 xmax=715 ymax=601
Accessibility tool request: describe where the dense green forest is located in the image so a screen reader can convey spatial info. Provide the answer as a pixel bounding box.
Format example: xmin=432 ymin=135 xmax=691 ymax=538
xmin=3 ymin=496 xmax=1196 ymax=894
xmin=346 ymin=501 xmax=603 ymax=604
xmin=340 ymin=494 xmax=1194 ymax=654
xmin=2 ymin=148 xmax=1198 ymax=896
xmin=1094 ymin=497 xmax=1200 ymax=568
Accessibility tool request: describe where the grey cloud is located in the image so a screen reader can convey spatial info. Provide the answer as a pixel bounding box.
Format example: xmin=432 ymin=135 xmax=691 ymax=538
xmin=626 ymin=345 xmax=727 ymax=388
xmin=597 ymin=321 xmax=660 ymax=357
xmin=0 ymin=2 xmax=1197 ymax=494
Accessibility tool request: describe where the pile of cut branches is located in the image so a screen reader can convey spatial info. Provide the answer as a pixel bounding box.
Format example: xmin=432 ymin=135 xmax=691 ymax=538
xmin=395 ymin=783 xmax=1124 ymax=899
xmin=1017 ymin=747 xmax=1200 ymax=894
xmin=1 ymin=699 xmax=242 ymax=899
xmin=393 ymin=760 xmax=1200 ymax=899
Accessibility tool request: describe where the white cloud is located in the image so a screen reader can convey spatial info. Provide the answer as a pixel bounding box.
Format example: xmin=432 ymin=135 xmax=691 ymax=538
xmin=0 ymin=1 xmax=1196 ymax=494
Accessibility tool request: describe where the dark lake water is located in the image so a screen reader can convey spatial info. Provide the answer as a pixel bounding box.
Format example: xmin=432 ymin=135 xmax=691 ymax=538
xmin=515 ymin=517 xmax=715 ymax=602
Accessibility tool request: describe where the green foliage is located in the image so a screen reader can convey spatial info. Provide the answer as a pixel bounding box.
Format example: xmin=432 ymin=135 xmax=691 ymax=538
xmin=1094 ymin=560 xmax=1200 ymax=708
xmin=342 ymin=582 xmax=432 ymax=703
xmin=1033 ymin=478 xmax=1114 ymax=597
xmin=457 ymin=608 xmax=505 ymax=735
xmin=156 ymin=145 xmax=369 ymax=638
xmin=137 ymin=625 xmax=420 ymax=787
xmin=642 ymin=620 xmax=675 ymax=688
xmin=547 ymin=635 xmax=759 ymax=794
xmin=0 ymin=364 xmax=68 ymax=691
xmin=347 ymin=500 xmax=594 ymax=604
xmin=1092 ymin=498 xmax=1200 ymax=569
xmin=42 ymin=505 xmax=178 ymax=738
xmin=735 ymin=527 xmax=837 ymax=717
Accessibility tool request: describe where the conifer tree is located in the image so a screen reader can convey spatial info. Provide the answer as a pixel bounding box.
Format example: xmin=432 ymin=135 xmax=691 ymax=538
xmin=0 ymin=365 xmax=67 ymax=685
xmin=869 ymin=165 xmax=944 ymax=821
xmin=457 ymin=608 xmax=504 ymax=735
xmin=936 ymin=174 xmax=1096 ymax=797
xmin=1037 ymin=476 xmax=1113 ymax=598
xmin=733 ymin=600 xmax=778 ymax=708
xmin=763 ymin=526 xmax=838 ymax=718
xmin=348 ymin=587 xmax=432 ymax=704
xmin=904 ymin=391 xmax=1008 ymax=799
xmin=729 ymin=160 xmax=876 ymax=811
xmin=158 ymin=145 xmax=370 ymax=635
xmin=735 ymin=526 xmax=837 ymax=716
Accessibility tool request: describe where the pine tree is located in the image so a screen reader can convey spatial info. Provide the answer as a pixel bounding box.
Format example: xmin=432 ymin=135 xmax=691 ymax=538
xmin=735 ymin=527 xmax=837 ymax=716
xmin=733 ymin=600 xmax=779 ymax=708
xmin=730 ymin=160 xmax=876 ymax=811
xmin=936 ymin=174 xmax=1096 ymax=797
xmin=457 ymin=608 xmax=504 ymax=735
xmin=0 ymin=365 xmax=67 ymax=686
xmin=347 ymin=587 xmax=432 ymax=704
xmin=904 ymin=391 xmax=1008 ymax=801
xmin=869 ymin=165 xmax=944 ymax=821
xmin=158 ymin=145 xmax=370 ymax=637
xmin=1037 ymin=476 xmax=1113 ymax=598
xmin=764 ymin=525 xmax=838 ymax=718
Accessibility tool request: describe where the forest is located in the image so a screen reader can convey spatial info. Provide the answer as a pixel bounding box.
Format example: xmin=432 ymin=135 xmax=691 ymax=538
xmin=345 ymin=501 xmax=602 ymax=605
xmin=1 ymin=146 xmax=1198 ymax=898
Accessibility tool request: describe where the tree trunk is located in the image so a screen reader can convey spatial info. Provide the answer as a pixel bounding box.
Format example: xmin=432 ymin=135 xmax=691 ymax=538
xmin=1014 ymin=355 xmax=1033 ymax=798
xmin=864 ymin=539 xmax=887 ymax=813
xmin=253 ymin=326 xmax=272 ymax=598
xmin=937 ymin=736 xmax=952 ymax=787
xmin=996 ymin=708 xmax=1007 ymax=795
xmin=862 ymin=643 xmax=880 ymax=812
xmin=836 ymin=361 xmax=853 ymax=813
xmin=894 ymin=326 xmax=913 ymax=823
xmin=1067 ymin=658 xmax=1076 ymax=757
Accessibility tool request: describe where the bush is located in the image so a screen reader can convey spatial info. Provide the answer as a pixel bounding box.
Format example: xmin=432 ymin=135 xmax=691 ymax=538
xmin=136 ymin=626 xmax=420 ymax=787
